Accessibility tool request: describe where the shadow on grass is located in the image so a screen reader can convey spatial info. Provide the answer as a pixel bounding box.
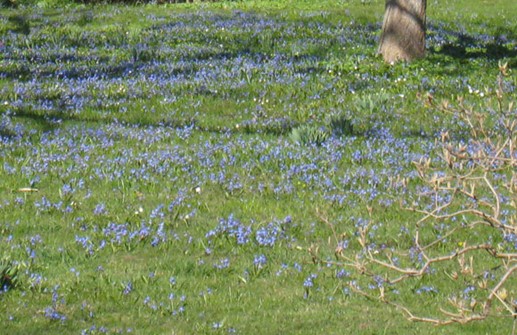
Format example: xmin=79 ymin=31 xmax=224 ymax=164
xmin=11 ymin=107 xmax=297 ymax=136
xmin=2 ymin=11 xmax=516 ymax=136
xmin=428 ymin=24 xmax=517 ymax=62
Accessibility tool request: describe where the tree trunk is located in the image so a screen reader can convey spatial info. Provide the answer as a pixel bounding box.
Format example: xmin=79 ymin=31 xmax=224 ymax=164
xmin=378 ymin=0 xmax=427 ymax=63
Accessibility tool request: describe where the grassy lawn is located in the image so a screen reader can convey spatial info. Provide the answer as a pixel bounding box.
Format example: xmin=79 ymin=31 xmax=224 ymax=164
xmin=1 ymin=0 xmax=516 ymax=334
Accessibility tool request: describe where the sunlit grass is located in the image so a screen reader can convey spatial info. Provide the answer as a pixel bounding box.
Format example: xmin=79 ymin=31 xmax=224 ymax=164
xmin=0 ymin=1 xmax=516 ymax=334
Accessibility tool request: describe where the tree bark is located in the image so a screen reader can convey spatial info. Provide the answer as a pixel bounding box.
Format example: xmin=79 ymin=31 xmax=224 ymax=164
xmin=378 ymin=0 xmax=427 ymax=63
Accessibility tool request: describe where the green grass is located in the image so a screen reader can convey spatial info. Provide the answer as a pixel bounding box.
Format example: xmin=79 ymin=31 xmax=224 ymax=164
xmin=1 ymin=1 xmax=516 ymax=334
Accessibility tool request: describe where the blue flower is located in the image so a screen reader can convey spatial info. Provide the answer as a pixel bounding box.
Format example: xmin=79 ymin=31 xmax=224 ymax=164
xmin=415 ymin=285 xmax=438 ymax=295
xmin=304 ymin=274 xmax=317 ymax=288
xmin=44 ymin=306 xmax=66 ymax=322
xmin=93 ymin=203 xmax=107 ymax=215
xmin=214 ymin=258 xmax=230 ymax=270
xmin=123 ymin=281 xmax=133 ymax=295
xmin=253 ymin=254 xmax=267 ymax=269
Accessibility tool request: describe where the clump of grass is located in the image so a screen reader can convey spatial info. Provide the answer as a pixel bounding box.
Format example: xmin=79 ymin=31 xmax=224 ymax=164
xmin=328 ymin=114 xmax=353 ymax=137
xmin=290 ymin=124 xmax=329 ymax=146
xmin=290 ymin=115 xmax=353 ymax=145
xmin=353 ymin=92 xmax=391 ymax=115
xmin=0 ymin=260 xmax=19 ymax=292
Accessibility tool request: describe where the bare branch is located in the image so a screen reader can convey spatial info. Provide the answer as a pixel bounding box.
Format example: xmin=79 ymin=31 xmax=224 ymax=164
xmin=313 ymin=71 xmax=517 ymax=328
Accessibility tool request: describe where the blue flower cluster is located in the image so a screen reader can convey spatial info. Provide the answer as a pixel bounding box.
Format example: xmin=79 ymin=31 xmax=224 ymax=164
xmin=205 ymin=214 xmax=251 ymax=245
xmin=1 ymin=6 xmax=515 ymax=332
xmin=253 ymin=254 xmax=267 ymax=269
xmin=206 ymin=214 xmax=294 ymax=248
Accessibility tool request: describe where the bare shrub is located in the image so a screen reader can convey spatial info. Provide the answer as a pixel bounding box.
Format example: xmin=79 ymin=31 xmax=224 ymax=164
xmin=313 ymin=63 xmax=516 ymax=329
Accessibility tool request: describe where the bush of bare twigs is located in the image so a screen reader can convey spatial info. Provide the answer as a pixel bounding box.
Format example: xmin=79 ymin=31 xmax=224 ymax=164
xmin=314 ymin=63 xmax=516 ymax=331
